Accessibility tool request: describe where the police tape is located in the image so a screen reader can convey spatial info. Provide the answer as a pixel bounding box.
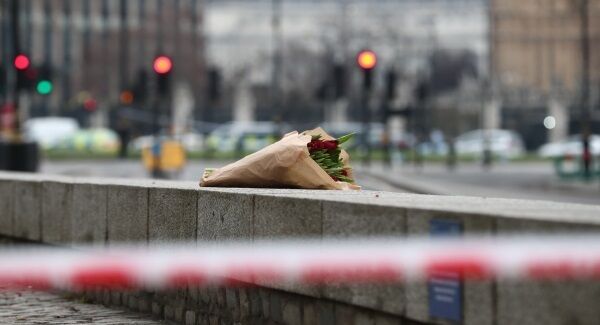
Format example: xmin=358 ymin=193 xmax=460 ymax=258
xmin=2 ymin=236 xmax=600 ymax=290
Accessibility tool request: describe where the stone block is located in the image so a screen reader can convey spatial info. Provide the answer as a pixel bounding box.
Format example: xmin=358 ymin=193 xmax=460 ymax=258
xmin=355 ymin=312 xmax=375 ymax=325
xmin=405 ymin=209 xmax=494 ymax=325
xmin=71 ymin=183 xmax=108 ymax=244
xmin=149 ymin=187 xmax=197 ymax=242
xmin=253 ymin=195 xmax=321 ymax=238
xmin=334 ymin=304 xmax=354 ymax=324
xmin=164 ymin=304 xmax=175 ymax=320
xmin=269 ymin=292 xmax=283 ymax=322
xmin=496 ymin=280 xmax=600 ymax=325
xmin=0 ymin=180 xmax=14 ymax=236
xmin=282 ymin=297 xmax=302 ymax=325
xmin=13 ymin=180 xmax=42 ymax=241
xmin=322 ymin=202 xmax=405 ymax=315
xmin=238 ymin=288 xmax=251 ymax=321
xmin=107 ymin=185 xmax=149 ymax=244
xmin=185 ymin=310 xmax=196 ymax=325
xmin=225 ymin=288 xmax=240 ymax=321
xmin=41 ymin=181 xmax=73 ymax=244
xmin=302 ymin=302 xmax=316 ymax=325
xmin=152 ymin=301 xmax=163 ymax=318
xmin=316 ymin=301 xmax=335 ymax=325
xmin=253 ymin=195 xmax=322 ymax=297
xmin=197 ymin=191 xmax=253 ymax=241
xmin=495 ymin=219 xmax=600 ymax=325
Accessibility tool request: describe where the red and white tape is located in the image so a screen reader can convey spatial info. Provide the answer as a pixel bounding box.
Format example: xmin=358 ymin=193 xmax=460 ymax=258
xmin=2 ymin=237 xmax=600 ymax=290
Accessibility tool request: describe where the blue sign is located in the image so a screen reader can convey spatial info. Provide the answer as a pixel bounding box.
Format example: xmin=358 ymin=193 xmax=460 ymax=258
xmin=428 ymin=219 xmax=463 ymax=323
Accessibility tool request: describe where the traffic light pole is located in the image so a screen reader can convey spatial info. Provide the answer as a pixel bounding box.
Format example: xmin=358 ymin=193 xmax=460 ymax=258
xmin=579 ymin=0 xmax=592 ymax=180
xmin=362 ymin=69 xmax=372 ymax=167
xmin=10 ymin=0 xmax=20 ymax=136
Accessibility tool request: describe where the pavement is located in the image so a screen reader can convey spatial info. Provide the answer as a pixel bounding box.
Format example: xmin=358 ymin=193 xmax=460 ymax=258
xmin=356 ymin=161 xmax=600 ymax=205
xmin=38 ymin=159 xmax=405 ymax=192
xmin=0 ymin=289 xmax=166 ymax=325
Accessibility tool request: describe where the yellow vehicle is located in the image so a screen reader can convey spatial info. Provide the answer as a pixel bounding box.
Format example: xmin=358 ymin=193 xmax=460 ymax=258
xmin=142 ymin=139 xmax=186 ymax=172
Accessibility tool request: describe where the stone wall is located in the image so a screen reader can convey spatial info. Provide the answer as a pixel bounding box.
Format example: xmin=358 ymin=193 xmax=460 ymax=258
xmin=2 ymin=171 xmax=600 ymax=325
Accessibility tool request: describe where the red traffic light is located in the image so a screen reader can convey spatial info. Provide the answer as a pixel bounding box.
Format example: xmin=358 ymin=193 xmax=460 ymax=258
xmin=357 ymin=50 xmax=377 ymax=70
xmin=153 ymin=56 xmax=172 ymax=74
xmin=14 ymin=54 xmax=30 ymax=71
xmin=83 ymin=98 xmax=98 ymax=112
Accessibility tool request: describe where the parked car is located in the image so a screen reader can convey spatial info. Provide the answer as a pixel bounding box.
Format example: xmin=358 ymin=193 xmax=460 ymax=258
xmin=454 ymin=129 xmax=525 ymax=158
xmin=55 ymin=128 xmax=121 ymax=154
xmin=23 ymin=117 xmax=79 ymax=150
xmin=206 ymin=122 xmax=292 ymax=153
xmin=130 ymin=133 xmax=205 ymax=153
xmin=538 ymin=134 xmax=600 ymax=158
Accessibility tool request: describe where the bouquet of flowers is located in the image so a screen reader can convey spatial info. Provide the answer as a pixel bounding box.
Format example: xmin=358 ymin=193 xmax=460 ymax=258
xmin=201 ymin=127 xmax=360 ymax=190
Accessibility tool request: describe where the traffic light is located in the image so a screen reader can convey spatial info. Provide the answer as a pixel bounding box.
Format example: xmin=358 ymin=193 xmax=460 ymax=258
xmin=357 ymin=49 xmax=377 ymax=90
xmin=13 ymin=54 xmax=30 ymax=71
xmin=132 ymin=70 xmax=148 ymax=105
xmin=0 ymin=65 xmax=6 ymax=97
xmin=153 ymin=55 xmax=172 ymax=95
xmin=332 ymin=64 xmax=346 ymax=99
xmin=14 ymin=54 xmax=36 ymax=91
xmin=357 ymin=50 xmax=377 ymax=71
xmin=207 ymin=67 xmax=221 ymax=102
xmin=36 ymin=65 xmax=53 ymax=96
xmin=120 ymin=90 xmax=134 ymax=105
xmin=385 ymin=69 xmax=397 ymax=100
xmin=83 ymin=98 xmax=97 ymax=112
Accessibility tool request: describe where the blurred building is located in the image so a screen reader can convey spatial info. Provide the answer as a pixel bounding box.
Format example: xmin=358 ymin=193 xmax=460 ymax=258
xmin=1 ymin=0 xmax=205 ymax=131
xmin=205 ymin=0 xmax=488 ymax=125
xmin=491 ymin=0 xmax=600 ymax=147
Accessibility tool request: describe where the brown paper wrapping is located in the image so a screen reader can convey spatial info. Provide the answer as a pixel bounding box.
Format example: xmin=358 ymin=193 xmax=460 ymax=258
xmin=200 ymin=127 xmax=360 ymax=190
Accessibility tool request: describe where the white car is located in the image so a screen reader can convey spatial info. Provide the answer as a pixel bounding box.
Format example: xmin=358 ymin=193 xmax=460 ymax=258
xmin=206 ymin=122 xmax=291 ymax=153
xmin=538 ymin=135 xmax=600 ymax=158
xmin=23 ymin=117 xmax=80 ymax=150
xmin=454 ymin=129 xmax=525 ymax=158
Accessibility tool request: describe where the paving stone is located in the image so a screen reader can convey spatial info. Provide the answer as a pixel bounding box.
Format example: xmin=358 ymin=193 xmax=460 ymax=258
xmin=71 ymin=183 xmax=108 ymax=244
xmin=13 ymin=180 xmax=42 ymax=241
xmin=0 ymin=289 xmax=163 ymax=324
xmin=197 ymin=191 xmax=253 ymax=241
xmin=149 ymin=187 xmax=197 ymax=242
xmin=0 ymin=180 xmax=13 ymax=236
xmin=107 ymin=185 xmax=149 ymax=244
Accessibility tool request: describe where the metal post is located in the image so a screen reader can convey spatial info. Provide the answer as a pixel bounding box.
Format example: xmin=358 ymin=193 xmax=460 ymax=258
xmin=10 ymin=0 xmax=20 ymax=135
xmin=579 ymin=0 xmax=592 ymax=180
xmin=42 ymin=0 xmax=53 ymax=115
xmin=118 ymin=0 xmax=129 ymax=94
xmin=271 ymin=0 xmax=282 ymax=122
xmin=61 ymin=0 xmax=71 ymax=114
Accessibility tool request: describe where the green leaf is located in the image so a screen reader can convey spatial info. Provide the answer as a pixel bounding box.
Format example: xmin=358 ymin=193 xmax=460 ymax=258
xmin=336 ymin=133 xmax=354 ymax=145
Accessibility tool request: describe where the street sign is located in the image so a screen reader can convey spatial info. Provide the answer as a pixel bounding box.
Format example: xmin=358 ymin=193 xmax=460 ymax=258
xmin=428 ymin=219 xmax=463 ymax=322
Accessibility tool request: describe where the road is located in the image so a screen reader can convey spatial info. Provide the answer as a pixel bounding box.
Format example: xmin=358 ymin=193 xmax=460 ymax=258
xmin=40 ymin=159 xmax=600 ymax=205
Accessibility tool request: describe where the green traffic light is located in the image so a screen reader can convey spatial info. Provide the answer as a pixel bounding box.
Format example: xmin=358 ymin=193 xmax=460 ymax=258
xmin=36 ymin=80 xmax=53 ymax=95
